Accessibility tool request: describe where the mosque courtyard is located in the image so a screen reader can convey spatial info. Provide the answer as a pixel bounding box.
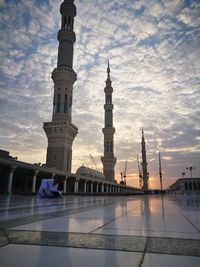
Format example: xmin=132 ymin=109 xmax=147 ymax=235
xmin=0 ymin=194 xmax=200 ymax=267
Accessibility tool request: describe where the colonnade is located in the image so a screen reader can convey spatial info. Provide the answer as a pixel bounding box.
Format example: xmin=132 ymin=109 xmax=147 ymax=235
xmin=167 ymin=178 xmax=200 ymax=194
xmin=4 ymin=165 xmax=137 ymax=194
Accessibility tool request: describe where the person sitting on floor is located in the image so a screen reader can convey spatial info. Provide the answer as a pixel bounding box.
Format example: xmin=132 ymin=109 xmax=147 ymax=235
xmin=37 ymin=177 xmax=62 ymax=199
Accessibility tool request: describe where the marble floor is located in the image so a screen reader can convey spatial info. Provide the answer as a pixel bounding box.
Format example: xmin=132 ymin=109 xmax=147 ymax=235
xmin=0 ymin=194 xmax=200 ymax=267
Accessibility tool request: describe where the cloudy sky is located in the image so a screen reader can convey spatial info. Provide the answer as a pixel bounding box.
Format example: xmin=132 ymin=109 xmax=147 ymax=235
xmin=0 ymin=0 xmax=200 ymax=189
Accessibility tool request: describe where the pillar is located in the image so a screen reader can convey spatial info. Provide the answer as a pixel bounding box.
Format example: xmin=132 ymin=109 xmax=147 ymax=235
xmin=90 ymin=182 xmax=93 ymax=193
xmin=101 ymin=183 xmax=104 ymax=193
xmin=84 ymin=180 xmax=87 ymax=193
xmin=96 ymin=183 xmax=99 ymax=193
xmin=32 ymin=170 xmax=39 ymax=193
xmin=75 ymin=179 xmax=79 ymax=193
xmin=7 ymin=166 xmax=16 ymax=194
xmin=63 ymin=176 xmax=68 ymax=193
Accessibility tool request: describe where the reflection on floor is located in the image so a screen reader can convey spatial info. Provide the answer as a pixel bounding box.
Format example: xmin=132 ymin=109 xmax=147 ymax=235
xmin=0 ymin=194 xmax=200 ymax=267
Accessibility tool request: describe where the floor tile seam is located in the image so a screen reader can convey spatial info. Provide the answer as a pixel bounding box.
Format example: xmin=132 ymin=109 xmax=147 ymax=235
xmin=99 ymin=227 xmax=200 ymax=234
xmin=3 ymin=241 xmax=200 ymax=258
xmin=138 ymin=237 xmax=149 ymax=267
xmin=173 ymin=204 xmax=200 ymax=232
xmin=6 ymin=229 xmax=147 ymax=240
xmin=0 ymin=230 xmax=150 ymax=254
xmin=89 ymin=207 xmax=138 ymax=234
xmin=3 ymin=240 xmax=200 ymax=257
xmin=2 ymin=241 xmax=145 ymax=254
xmin=7 ymin=229 xmax=200 ymax=244
xmin=3 ymin=230 xmax=200 ymax=257
xmin=0 ymin=229 xmax=11 ymax=245
xmin=93 ymin=231 xmax=200 ymax=240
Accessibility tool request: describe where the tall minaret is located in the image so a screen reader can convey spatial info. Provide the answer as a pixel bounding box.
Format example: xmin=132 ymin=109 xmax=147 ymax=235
xmin=141 ymin=129 xmax=149 ymax=190
xmin=101 ymin=61 xmax=117 ymax=182
xmin=43 ymin=0 xmax=78 ymax=172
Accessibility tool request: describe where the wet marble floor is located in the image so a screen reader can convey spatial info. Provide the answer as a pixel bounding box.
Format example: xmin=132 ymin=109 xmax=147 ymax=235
xmin=0 ymin=194 xmax=200 ymax=267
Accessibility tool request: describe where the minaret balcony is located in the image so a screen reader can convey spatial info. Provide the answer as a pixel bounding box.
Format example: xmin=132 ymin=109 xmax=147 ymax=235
xmin=43 ymin=121 xmax=78 ymax=142
xmin=52 ymin=67 xmax=77 ymax=83
xmin=58 ymin=29 xmax=76 ymax=43
xmin=104 ymin=104 xmax=113 ymax=110
xmin=101 ymin=156 xmax=117 ymax=165
xmin=104 ymin=86 xmax=113 ymax=93
xmin=102 ymin=127 xmax=115 ymax=135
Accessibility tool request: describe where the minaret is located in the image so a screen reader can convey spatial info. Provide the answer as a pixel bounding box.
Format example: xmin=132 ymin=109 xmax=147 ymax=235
xmin=43 ymin=0 xmax=78 ymax=172
xmin=141 ymin=129 xmax=149 ymax=190
xmin=101 ymin=61 xmax=117 ymax=182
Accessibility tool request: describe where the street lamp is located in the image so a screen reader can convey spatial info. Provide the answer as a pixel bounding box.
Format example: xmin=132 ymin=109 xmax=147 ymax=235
xmin=182 ymin=172 xmax=185 ymax=178
xmin=186 ymin=166 xmax=195 ymax=178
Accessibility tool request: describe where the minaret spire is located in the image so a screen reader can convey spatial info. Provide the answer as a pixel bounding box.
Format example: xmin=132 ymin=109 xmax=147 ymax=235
xmin=43 ymin=0 xmax=78 ymax=172
xmin=107 ymin=60 xmax=110 ymax=81
xmin=101 ymin=61 xmax=117 ymax=182
xmin=141 ymin=129 xmax=149 ymax=191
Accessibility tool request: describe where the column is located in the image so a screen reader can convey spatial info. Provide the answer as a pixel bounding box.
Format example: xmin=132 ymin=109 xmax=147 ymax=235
xmin=96 ymin=183 xmax=99 ymax=193
xmin=75 ymin=179 xmax=79 ymax=193
xmin=90 ymin=182 xmax=93 ymax=193
xmin=7 ymin=166 xmax=16 ymax=194
xmin=63 ymin=176 xmax=68 ymax=193
xmin=32 ymin=170 xmax=39 ymax=193
xmin=101 ymin=183 xmax=104 ymax=193
xmin=84 ymin=180 xmax=87 ymax=193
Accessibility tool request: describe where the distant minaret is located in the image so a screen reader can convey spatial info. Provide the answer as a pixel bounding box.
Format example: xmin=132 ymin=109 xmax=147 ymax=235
xmin=43 ymin=0 xmax=78 ymax=171
xmin=101 ymin=61 xmax=117 ymax=182
xmin=141 ymin=129 xmax=149 ymax=190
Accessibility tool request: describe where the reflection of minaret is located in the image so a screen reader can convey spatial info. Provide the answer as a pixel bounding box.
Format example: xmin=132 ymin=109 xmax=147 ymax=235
xmin=101 ymin=61 xmax=117 ymax=182
xmin=141 ymin=129 xmax=149 ymax=191
xmin=43 ymin=0 xmax=78 ymax=172
xmin=159 ymin=151 xmax=163 ymax=191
